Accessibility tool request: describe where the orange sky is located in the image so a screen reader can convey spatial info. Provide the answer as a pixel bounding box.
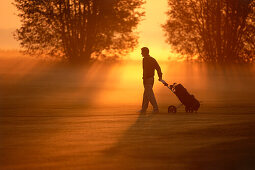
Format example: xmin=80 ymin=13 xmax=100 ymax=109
xmin=0 ymin=0 xmax=20 ymax=49
xmin=128 ymin=0 xmax=174 ymax=61
xmin=0 ymin=0 xmax=174 ymax=60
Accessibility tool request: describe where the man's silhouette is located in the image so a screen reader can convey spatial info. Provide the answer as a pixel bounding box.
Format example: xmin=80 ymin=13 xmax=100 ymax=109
xmin=140 ymin=47 xmax=162 ymax=113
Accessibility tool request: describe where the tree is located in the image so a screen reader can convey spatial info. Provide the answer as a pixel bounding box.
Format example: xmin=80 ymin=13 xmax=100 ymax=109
xmin=14 ymin=0 xmax=144 ymax=63
xmin=162 ymin=0 xmax=255 ymax=63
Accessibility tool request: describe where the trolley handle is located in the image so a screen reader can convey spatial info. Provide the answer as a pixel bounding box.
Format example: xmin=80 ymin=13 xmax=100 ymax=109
xmin=160 ymin=80 xmax=168 ymax=86
xmin=160 ymin=80 xmax=177 ymax=93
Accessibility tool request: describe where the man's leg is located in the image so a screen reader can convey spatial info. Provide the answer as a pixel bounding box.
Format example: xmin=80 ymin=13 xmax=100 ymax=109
xmin=141 ymin=87 xmax=149 ymax=112
xmin=141 ymin=78 xmax=152 ymax=112
xmin=142 ymin=78 xmax=159 ymax=112
xmin=148 ymin=88 xmax=159 ymax=112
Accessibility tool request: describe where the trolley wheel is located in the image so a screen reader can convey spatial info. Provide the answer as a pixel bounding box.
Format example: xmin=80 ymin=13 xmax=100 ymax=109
xmin=168 ymin=105 xmax=177 ymax=113
xmin=185 ymin=106 xmax=194 ymax=113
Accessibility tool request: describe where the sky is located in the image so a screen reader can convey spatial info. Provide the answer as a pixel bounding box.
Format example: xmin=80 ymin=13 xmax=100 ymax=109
xmin=128 ymin=0 xmax=173 ymax=60
xmin=0 ymin=0 xmax=173 ymax=60
xmin=0 ymin=0 xmax=20 ymax=49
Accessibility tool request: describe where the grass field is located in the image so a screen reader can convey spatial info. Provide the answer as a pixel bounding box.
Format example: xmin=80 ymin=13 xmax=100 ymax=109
xmin=1 ymin=58 xmax=255 ymax=169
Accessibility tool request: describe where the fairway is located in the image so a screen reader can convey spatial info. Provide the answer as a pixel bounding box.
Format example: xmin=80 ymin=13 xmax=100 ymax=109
xmin=1 ymin=59 xmax=255 ymax=169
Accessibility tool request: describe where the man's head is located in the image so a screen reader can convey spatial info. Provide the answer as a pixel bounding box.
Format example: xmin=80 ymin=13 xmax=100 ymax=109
xmin=141 ymin=47 xmax=149 ymax=57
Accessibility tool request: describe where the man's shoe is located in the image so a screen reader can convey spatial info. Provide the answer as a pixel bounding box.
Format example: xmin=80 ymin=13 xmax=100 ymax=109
xmin=138 ymin=109 xmax=146 ymax=113
xmin=153 ymin=109 xmax=159 ymax=113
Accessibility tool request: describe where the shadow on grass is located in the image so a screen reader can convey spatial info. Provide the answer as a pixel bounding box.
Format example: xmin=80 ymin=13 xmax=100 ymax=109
xmin=102 ymin=110 xmax=255 ymax=169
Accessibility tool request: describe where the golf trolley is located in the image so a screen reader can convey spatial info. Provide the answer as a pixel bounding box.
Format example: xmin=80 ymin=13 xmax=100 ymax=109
xmin=160 ymin=80 xmax=200 ymax=113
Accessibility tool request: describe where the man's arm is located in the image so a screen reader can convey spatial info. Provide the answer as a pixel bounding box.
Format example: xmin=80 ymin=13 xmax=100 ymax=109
xmin=154 ymin=59 xmax=162 ymax=81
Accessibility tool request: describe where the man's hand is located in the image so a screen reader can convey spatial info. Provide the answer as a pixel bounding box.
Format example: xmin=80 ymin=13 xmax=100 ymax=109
xmin=158 ymin=77 xmax=162 ymax=81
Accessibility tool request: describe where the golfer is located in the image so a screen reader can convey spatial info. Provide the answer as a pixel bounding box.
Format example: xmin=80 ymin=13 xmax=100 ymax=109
xmin=140 ymin=47 xmax=162 ymax=113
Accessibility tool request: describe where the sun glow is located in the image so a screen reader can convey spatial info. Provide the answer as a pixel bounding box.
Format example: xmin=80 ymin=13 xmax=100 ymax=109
xmin=128 ymin=0 xmax=178 ymax=61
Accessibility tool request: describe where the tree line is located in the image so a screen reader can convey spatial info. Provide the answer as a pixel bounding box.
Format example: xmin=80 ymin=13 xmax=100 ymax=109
xmin=14 ymin=0 xmax=254 ymax=64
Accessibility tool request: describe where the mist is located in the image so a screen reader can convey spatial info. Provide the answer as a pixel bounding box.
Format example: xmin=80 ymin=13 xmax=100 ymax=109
xmin=1 ymin=56 xmax=255 ymax=115
xmin=1 ymin=55 xmax=255 ymax=169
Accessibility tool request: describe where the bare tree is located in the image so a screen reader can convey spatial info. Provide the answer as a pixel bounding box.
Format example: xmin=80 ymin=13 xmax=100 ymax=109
xmin=14 ymin=0 xmax=144 ymax=63
xmin=163 ymin=0 xmax=255 ymax=63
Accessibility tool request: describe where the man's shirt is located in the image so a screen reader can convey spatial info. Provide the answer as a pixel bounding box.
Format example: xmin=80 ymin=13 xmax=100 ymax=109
xmin=142 ymin=56 xmax=162 ymax=79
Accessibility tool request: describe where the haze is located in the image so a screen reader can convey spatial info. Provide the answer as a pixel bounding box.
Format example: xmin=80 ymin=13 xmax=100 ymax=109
xmin=1 ymin=1 xmax=255 ymax=169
